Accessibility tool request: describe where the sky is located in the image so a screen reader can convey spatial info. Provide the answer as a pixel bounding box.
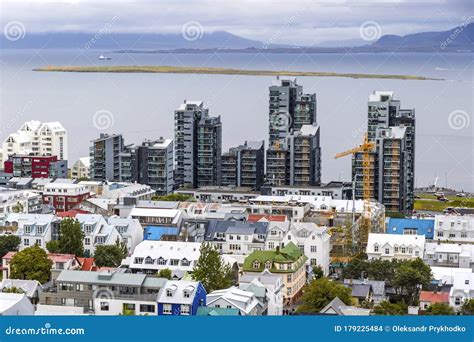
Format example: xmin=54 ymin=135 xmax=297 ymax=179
xmin=1 ymin=0 xmax=472 ymax=45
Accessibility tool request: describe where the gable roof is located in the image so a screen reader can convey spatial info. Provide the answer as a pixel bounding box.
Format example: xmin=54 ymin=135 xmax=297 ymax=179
xmin=242 ymin=242 xmax=307 ymax=272
xmin=419 ymin=291 xmax=449 ymax=304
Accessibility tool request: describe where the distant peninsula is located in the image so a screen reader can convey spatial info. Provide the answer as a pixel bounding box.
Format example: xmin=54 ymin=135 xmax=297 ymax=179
xmin=33 ymin=65 xmax=441 ymax=81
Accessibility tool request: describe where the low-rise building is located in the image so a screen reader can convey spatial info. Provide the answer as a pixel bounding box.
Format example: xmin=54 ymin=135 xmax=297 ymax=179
xmin=0 ymin=279 xmax=43 ymax=304
xmin=424 ymin=242 xmax=474 ymax=270
xmin=126 ymin=240 xmax=201 ymax=277
xmin=419 ymin=291 xmax=450 ymax=311
xmin=239 ymin=269 xmax=284 ymax=315
xmin=4 ymin=154 xmax=67 ymax=179
xmin=0 ymin=293 xmax=35 ymax=315
xmin=243 ymin=242 xmax=307 ymax=305
xmin=434 ymin=214 xmax=474 ymax=243
xmin=128 ymin=207 xmax=183 ymax=230
xmin=70 ymin=157 xmax=90 ymax=179
xmin=42 ymin=183 xmax=90 ymax=212
xmin=0 ymin=188 xmax=42 ymax=220
xmin=366 ymin=233 xmax=425 ymax=260
xmin=157 ymin=280 xmax=206 ymax=315
xmin=206 ymin=287 xmax=261 ymax=315
xmin=319 ymin=297 xmax=371 ymax=316
xmin=386 ymin=217 xmax=435 ymax=239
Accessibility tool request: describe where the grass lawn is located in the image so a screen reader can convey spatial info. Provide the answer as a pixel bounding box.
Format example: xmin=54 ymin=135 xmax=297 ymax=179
xmin=414 ymin=193 xmax=474 ymax=212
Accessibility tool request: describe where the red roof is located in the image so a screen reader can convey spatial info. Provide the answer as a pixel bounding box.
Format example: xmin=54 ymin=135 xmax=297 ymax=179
xmin=78 ymin=257 xmax=96 ymax=271
xmin=419 ymin=291 xmax=449 ymax=304
xmin=247 ymin=214 xmax=287 ymax=222
xmin=57 ymin=209 xmax=89 ymax=218
xmin=3 ymin=251 xmax=77 ymax=263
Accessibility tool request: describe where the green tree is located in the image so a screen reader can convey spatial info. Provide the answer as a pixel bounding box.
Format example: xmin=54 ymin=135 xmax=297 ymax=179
xmin=114 ymin=238 xmax=128 ymax=257
xmin=2 ymin=286 xmax=25 ymax=294
xmin=192 ymin=243 xmax=233 ymax=293
xmin=46 ymin=240 xmax=61 ymax=253
xmin=373 ymin=301 xmax=408 ymax=315
xmin=12 ymin=202 xmax=24 ymax=213
xmin=460 ymin=299 xmax=474 ymax=315
xmin=10 ymin=245 xmax=52 ymax=284
xmin=58 ymin=218 xmax=85 ymax=256
xmin=151 ymin=193 xmax=194 ymax=202
xmin=0 ymin=235 xmax=21 ymax=258
xmin=156 ymin=269 xmax=172 ymax=280
xmin=94 ymin=243 xmax=127 ymax=268
xmin=393 ymin=259 xmax=431 ymax=305
xmin=312 ymin=265 xmax=324 ymax=280
xmin=425 ymin=303 xmax=455 ymax=315
xmin=297 ymin=277 xmax=353 ymax=313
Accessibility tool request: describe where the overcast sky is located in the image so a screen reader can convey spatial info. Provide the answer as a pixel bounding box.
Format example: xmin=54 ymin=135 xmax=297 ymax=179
xmin=1 ymin=0 xmax=471 ymax=45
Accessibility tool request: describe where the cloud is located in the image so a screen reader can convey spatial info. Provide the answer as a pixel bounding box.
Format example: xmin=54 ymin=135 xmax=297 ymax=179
xmin=0 ymin=0 xmax=469 ymax=44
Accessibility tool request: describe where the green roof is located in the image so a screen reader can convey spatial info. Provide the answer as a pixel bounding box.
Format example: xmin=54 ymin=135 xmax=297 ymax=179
xmin=196 ymin=307 xmax=240 ymax=316
xmin=242 ymin=242 xmax=307 ymax=273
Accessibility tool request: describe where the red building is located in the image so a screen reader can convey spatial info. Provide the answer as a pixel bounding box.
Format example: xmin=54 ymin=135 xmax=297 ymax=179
xmin=42 ymin=183 xmax=91 ymax=212
xmin=4 ymin=154 xmax=67 ymax=179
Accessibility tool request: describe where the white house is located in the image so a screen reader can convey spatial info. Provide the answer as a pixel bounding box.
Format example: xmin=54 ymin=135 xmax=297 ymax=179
xmin=424 ymin=242 xmax=474 ymax=270
xmin=450 ymin=270 xmax=474 ymax=309
xmin=75 ymin=214 xmax=122 ymax=256
xmin=70 ymin=157 xmax=90 ymax=179
xmin=0 ymin=293 xmax=35 ymax=315
xmin=239 ymin=269 xmax=284 ymax=315
xmin=107 ymin=217 xmax=143 ymax=253
xmin=126 ymin=240 xmax=201 ymax=277
xmin=1 ymin=120 xmax=68 ymax=164
xmin=434 ymin=214 xmax=474 ymax=243
xmin=128 ymin=207 xmax=183 ymax=228
xmin=0 ymin=188 xmax=42 ymax=221
xmin=206 ymin=287 xmax=261 ymax=316
xmin=287 ymin=222 xmax=331 ymax=274
xmin=2 ymin=213 xmax=58 ymax=250
xmin=366 ymin=233 xmax=425 ymax=260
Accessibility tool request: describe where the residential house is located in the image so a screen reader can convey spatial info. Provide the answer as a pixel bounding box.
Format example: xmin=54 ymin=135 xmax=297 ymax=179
xmin=128 ymin=207 xmax=183 ymax=231
xmin=242 ymin=242 xmax=307 ymax=305
xmin=424 ymin=242 xmax=474 ymax=270
xmin=0 ymin=188 xmax=42 ymax=221
xmin=434 ymin=214 xmax=474 ymax=243
xmin=39 ymin=270 xmax=166 ymax=315
xmin=239 ymin=269 xmax=284 ymax=315
xmin=196 ymin=307 xmax=240 ymax=316
xmin=366 ymin=233 xmax=425 ymax=260
xmin=0 ymin=279 xmax=43 ymax=304
xmin=75 ymin=214 xmax=122 ymax=257
xmin=319 ymin=297 xmax=370 ymax=316
xmin=342 ymin=282 xmax=372 ymax=305
xmin=206 ymin=287 xmax=261 ymax=316
xmin=42 ymin=183 xmax=90 ymax=212
xmin=125 ymin=240 xmax=201 ymax=278
xmin=343 ymin=279 xmax=386 ymax=304
xmin=204 ymin=220 xmax=269 ymax=255
xmin=386 ymin=217 xmax=435 ymax=239
xmin=106 ymin=217 xmax=143 ymax=253
xmin=157 ymin=280 xmax=206 ymax=315
xmin=419 ymin=291 xmax=450 ymax=311
xmin=0 ymin=293 xmax=35 ymax=315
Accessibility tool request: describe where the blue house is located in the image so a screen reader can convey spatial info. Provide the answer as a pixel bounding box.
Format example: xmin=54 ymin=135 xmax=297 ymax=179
xmin=157 ymin=280 xmax=206 ymax=315
xmin=385 ymin=218 xmax=435 ymax=239
xmin=143 ymin=226 xmax=179 ymax=241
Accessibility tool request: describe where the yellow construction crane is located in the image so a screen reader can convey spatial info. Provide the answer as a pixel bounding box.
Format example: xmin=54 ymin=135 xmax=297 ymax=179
xmin=335 ymin=133 xmax=375 ymax=250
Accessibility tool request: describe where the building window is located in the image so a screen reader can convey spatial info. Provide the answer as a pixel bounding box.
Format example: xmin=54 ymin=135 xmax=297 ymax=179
xmin=287 ymin=274 xmax=292 ymax=282
xmin=455 ymin=297 xmax=461 ymax=306
xmin=401 ymin=247 xmax=406 ymax=253
xmin=24 ymin=238 xmax=29 ymax=246
xmin=163 ymin=304 xmax=172 ymax=314
xmin=461 ymin=232 xmax=467 ymax=238
xmin=84 ymin=238 xmax=90 ymax=246
xmin=437 ymin=231 xmax=443 ymax=237
xmin=24 ymin=225 xmax=32 ymax=234
xmin=385 ymin=248 xmax=390 ymax=255
xmin=183 ymin=291 xmax=190 ymax=298
xmin=394 ymin=247 xmax=399 ymax=253
xmin=465 ymin=280 xmax=470 ymax=285
xmin=140 ymin=304 xmax=155 ymax=313
xmin=37 ymin=226 xmax=44 ymax=234
xmin=145 ymin=257 xmax=154 ymax=265
xmin=253 ymin=261 xmax=260 ymax=269
xmin=181 ymin=305 xmax=190 ymax=315
xmin=374 ymin=245 xmax=379 ymax=252
xmin=157 ymin=258 xmax=167 ymax=265
xmin=310 ymin=246 xmax=317 ymax=253
xmin=229 ymin=244 xmax=241 ymax=251
xmin=84 ymin=225 xmax=93 ymax=233
xmin=134 ymin=257 xmax=144 ymax=264
xmin=310 ymin=258 xmax=318 ymax=266
xmin=449 ymin=233 xmax=456 ymax=238
xmin=100 ymin=302 xmax=109 ymax=311
xmin=166 ymin=289 xmax=173 ymax=297
xmin=265 ymin=261 xmax=272 ymax=269
xmin=170 ymin=259 xmax=179 ymax=266
xmin=268 ymin=242 xmax=275 ymax=249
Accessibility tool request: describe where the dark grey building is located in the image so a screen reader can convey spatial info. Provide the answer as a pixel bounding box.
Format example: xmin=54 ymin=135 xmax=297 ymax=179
xmin=90 ymin=133 xmax=124 ymax=182
xmin=174 ymin=100 xmax=222 ymax=189
xmin=119 ymin=138 xmax=174 ymax=196
xmin=221 ymin=140 xmax=265 ymax=190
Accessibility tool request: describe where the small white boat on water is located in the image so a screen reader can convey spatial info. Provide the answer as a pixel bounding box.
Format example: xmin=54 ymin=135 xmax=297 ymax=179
xmin=98 ymin=54 xmax=112 ymax=60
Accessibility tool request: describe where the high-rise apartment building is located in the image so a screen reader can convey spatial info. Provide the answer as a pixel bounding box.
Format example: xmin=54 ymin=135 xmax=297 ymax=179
xmin=221 ymin=140 xmax=265 ymax=190
xmin=119 ymin=138 xmax=174 ymax=196
xmin=266 ymin=79 xmax=321 ymax=187
xmin=353 ymin=91 xmax=415 ymax=213
xmin=174 ymin=100 xmax=222 ymax=189
xmin=90 ymin=133 xmax=124 ymax=182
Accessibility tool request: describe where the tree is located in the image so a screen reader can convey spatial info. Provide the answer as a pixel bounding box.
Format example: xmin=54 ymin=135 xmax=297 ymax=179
xmin=425 ymin=303 xmax=455 ymax=315
xmin=393 ymin=259 xmax=431 ymax=305
xmin=0 ymin=235 xmax=21 ymax=258
xmin=156 ymin=269 xmax=172 ymax=280
xmin=46 ymin=240 xmax=61 ymax=253
xmin=192 ymin=243 xmax=233 ymax=293
xmin=373 ymin=301 xmax=407 ymax=315
xmin=2 ymin=286 xmax=25 ymax=294
xmin=94 ymin=244 xmax=127 ymax=268
xmin=151 ymin=193 xmax=195 ymax=202
xmin=312 ymin=265 xmax=324 ymax=280
xmin=460 ymin=299 xmax=474 ymax=315
xmin=297 ymin=277 xmax=352 ymax=313
xmin=58 ymin=218 xmax=85 ymax=256
xmin=9 ymin=245 xmax=52 ymax=284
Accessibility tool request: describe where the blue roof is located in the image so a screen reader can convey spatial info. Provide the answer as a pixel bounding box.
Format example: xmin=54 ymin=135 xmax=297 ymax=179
xmin=143 ymin=226 xmax=179 ymax=241
xmin=386 ymin=218 xmax=434 ymax=239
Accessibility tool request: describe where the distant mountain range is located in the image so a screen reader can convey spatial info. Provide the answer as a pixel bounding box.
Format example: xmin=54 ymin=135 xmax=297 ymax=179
xmin=1 ymin=23 xmax=472 ymax=52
